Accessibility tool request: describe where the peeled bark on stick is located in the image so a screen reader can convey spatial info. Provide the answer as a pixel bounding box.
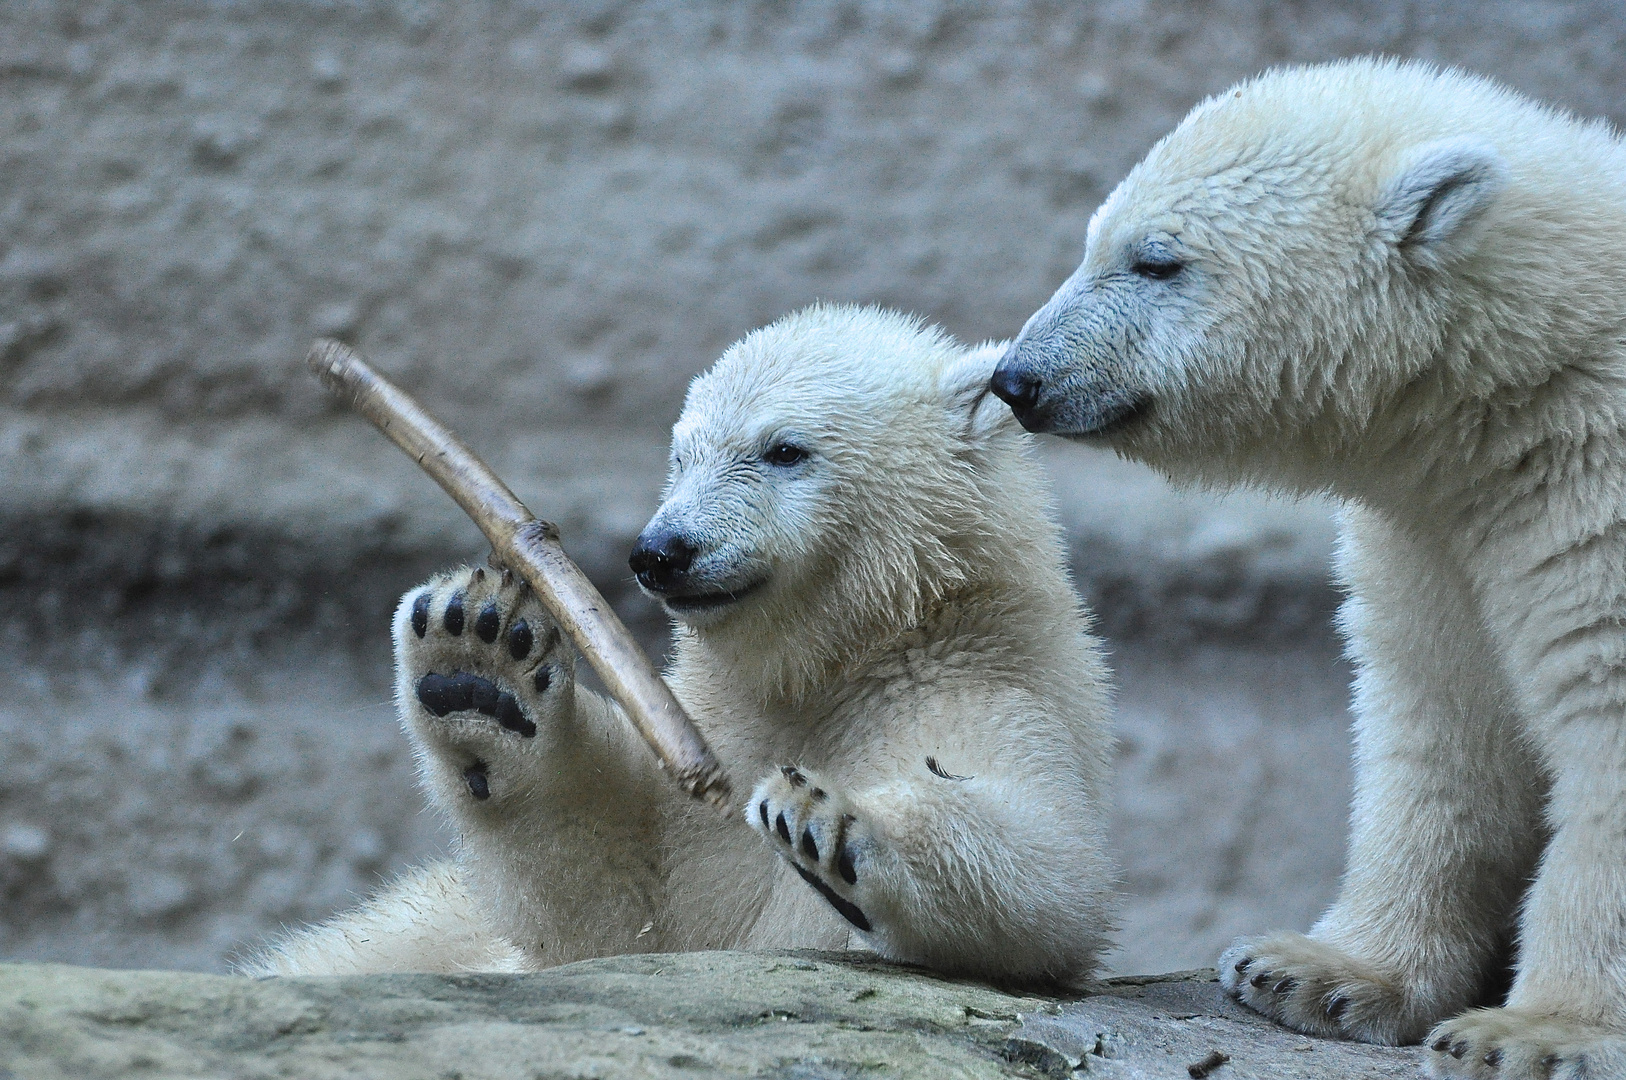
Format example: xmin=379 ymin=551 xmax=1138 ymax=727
xmin=307 ymin=338 xmax=731 ymax=810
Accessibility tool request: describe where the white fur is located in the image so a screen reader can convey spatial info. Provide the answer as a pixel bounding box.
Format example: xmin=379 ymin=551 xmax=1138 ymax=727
xmin=245 ymin=305 xmax=1116 ymax=987
xmin=998 ymin=58 xmax=1626 ymax=1076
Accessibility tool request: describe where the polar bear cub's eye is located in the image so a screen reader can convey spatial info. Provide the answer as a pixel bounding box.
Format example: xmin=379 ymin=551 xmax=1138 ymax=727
xmin=764 ymin=442 xmax=810 ymax=467
xmin=1130 ymin=239 xmax=1185 ymax=281
xmin=1131 ymin=254 xmax=1185 ymax=280
xmin=1132 ymin=257 xmax=1184 ymax=280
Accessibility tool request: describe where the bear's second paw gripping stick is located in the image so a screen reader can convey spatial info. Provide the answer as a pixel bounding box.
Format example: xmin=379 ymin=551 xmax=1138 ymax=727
xmin=307 ymin=338 xmax=731 ymax=811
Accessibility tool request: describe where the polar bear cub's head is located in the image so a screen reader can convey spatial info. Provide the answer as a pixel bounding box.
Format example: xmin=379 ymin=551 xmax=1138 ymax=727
xmin=986 ymin=59 xmax=1593 ymax=487
xmin=630 ymin=304 xmax=1027 ymax=667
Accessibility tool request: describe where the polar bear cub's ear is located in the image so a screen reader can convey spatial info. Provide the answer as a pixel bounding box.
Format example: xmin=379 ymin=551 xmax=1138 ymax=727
xmin=1375 ymin=137 xmax=1509 ymax=270
xmin=940 ymin=341 xmax=1022 ymax=447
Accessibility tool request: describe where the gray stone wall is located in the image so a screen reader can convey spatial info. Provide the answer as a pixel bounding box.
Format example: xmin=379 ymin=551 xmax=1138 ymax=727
xmin=1 ymin=1 xmax=1621 ymax=973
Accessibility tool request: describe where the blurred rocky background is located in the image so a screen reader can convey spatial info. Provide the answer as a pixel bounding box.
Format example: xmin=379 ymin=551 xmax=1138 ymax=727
xmin=0 ymin=0 xmax=1620 ymax=976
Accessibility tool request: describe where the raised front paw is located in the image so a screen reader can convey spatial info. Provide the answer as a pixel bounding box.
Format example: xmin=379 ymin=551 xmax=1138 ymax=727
xmin=748 ymin=766 xmax=873 ymax=932
xmin=1219 ymin=932 xmax=1441 ymax=1045
xmin=1424 ymin=1008 xmax=1626 ymax=1080
xmin=395 ymin=565 xmax=571 ymax=806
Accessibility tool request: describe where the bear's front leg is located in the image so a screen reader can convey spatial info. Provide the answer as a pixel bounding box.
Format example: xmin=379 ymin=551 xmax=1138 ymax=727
xmin=396 ymin=565 xmax=666 ymax=964
xmin=1221 ymin=508 xmax=1546 ymax=1045
xmin=1417 ymin=707 xmax=1626 ymax=1080
xmin=748 ymin=761 xmax=1112 ymax=986
xmin=748 ymin=766 xmax=873 ymax=932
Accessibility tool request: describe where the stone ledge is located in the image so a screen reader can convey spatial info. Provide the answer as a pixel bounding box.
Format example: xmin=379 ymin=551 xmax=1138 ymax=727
xmin=1 ymin=950 xmax=1418 ymax=1079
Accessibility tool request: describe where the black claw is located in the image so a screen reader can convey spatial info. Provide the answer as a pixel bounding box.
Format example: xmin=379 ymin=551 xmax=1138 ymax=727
xmin=837 ymin=845 xmax=856 ymax=885
xmin=508 ymin=618 xmax=532 ymax=660
xmin=801 ymin=828 xmax=818 ymax=861
xmin=464 ymin=763 xmax=490 ymax=801
xmin=1325 ymin=995 xmax=1349 ymax=1021
xmin=1450 ymin=1040 xmax=1467 ymax=1059
xmin=811 ymin=787 xmax=827 ymax=801
xmin=1234 ymin=957 xmax=1252 ymax=975
xmin=1432 ymin=1037 xmax=1453 ymax=1053
xmin=476 ymin=602 xmax=500 ymax=643
xmin=1484 ymin=1048 xmax=1501 ymax=1068
xmin=1538 ymin=1053 xmax=1562 ymax=1077
xmin=789 ymin=862 xmax=870 ymax=931
xmin=411 ymin=592 xmax=430 ymax=637
xmin=533 ymin=666 xmax=552 ymax=694
xmin=1272 ymin=978 xmax=1295 ymax=995
xmin=781 ymin=765 xmax=806 ymax=787
xmin=444 ymin=592 xmax=465 ymax=635
xmin=1250 ymin=970 xmax=1271 ymax=989
xmin=759 ymin=801 xmax=771 ymax=830
xmin=775 ymin=812 xmax=791 ymax=843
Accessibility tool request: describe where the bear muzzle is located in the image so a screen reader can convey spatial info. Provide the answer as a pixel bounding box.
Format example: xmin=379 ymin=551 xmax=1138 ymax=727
xmin=630 ymin=526 xmax=768 ymax=615
xmin=991 ymin=339 xmax=1153 ymax=439
xmin=629 ymin=527 xmax=699 ymax=593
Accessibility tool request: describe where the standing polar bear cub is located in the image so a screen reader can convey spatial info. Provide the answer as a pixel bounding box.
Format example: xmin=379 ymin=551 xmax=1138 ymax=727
xmin=993 ymin=59 xmax=1626 ymax=1077
xmin=248 ymin=304 xmax=1116 ymax=986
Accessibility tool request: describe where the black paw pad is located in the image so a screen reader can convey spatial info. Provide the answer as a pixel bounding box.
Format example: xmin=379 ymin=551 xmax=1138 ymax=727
xmin=444 ymin=592 xmax=465 ymax=635
xmin=464 ymin=763 xmax=490 ymax=800
xmin=800 ymin=828 xmax=818 ymax=861
xmin=758 ymin=801 xmax=770 ymax=830
xmin=534 ymin=666 xmax=552 ymax=694
xmin=508 ymin=618 xmax=532 ymax=660
xmin=416 ymin=671 xmax=537 ymax=738
xmin=775 ymin=812 xmax=791 ymax=843
xmin=837 ymin=845 xmax=857 ymax=885
xmin=411 ymin=592 xmax=430 ymax=638
xmin=789 ymin=863 xmax=870 ymax=931
xmin=476 ymin=603 xmax=500 ymax=643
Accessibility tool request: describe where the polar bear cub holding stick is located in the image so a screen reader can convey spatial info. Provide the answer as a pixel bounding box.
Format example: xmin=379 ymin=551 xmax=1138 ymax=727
xmin=247 ymin=304 xmax=1115 ymax=987
xmin=992 ymin=57 xmax=1626 ymax=1078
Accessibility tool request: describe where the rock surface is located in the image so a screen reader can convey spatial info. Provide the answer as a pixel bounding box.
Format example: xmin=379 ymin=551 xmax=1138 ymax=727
xmin=1 ymin=950 xmax=1419 ymax=1079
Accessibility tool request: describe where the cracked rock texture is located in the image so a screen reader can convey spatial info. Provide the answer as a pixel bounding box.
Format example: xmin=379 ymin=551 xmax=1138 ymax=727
xmin=1 ymin=950 xmax=1418 ymax=1079
xmin=1 ymin=0 xmax=1622 ymax=986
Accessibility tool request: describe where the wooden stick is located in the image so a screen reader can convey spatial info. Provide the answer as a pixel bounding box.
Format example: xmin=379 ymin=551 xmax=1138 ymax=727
xmin=307 ymin=338 xmax=731 ymax=811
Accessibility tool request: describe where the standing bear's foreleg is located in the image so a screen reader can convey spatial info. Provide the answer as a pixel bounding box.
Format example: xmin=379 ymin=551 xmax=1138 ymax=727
xmin=397 ymin=566 xmax=669 ymax=966
xmin=1221 ymin=508 xmax=1546 ymax=1045
xmin=1417 ymin=523 xmax=1626 ymax=1078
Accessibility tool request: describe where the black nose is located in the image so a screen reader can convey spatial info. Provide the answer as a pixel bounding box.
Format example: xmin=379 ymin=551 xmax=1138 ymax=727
xmin=629 ymin=528 xmax=698 ymax=592
xmin=989 ymin=362 xmax=1043 ymax=413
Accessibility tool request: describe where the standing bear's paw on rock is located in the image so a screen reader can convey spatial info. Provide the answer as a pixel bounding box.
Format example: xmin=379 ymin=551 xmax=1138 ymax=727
xmin=1422 ymin=1008 xmax=1626 ymax=1080
xmin=1219 ymin=933 xmax=1445 ymax=1046
xmin=394 ymin=565 xmax=569 ymax=813
xmin=991 ymin=56 xmax=1626 ymax=1071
